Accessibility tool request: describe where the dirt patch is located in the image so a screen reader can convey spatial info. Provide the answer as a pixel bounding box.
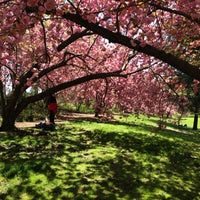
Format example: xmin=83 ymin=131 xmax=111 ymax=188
xmin=15 ymin=112 xmax=96 ymax=128
xmin=15 ymin=122 xmax=39 ymax=128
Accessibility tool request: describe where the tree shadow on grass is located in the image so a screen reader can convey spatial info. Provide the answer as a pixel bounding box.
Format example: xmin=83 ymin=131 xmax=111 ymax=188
xmin=67 ymin=117 xmax=139 ymax=128
xmin=0 ymin=125 xmax=200 ymax=200
xmin=149 ymin=118 xmax=200 ymax=144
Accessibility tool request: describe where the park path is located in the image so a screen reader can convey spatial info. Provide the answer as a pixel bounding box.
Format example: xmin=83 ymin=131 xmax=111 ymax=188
xmin=15 ymin=112 xmax=95 ymax=128
xmin=15 ymin=112 xmax=195 ymax=135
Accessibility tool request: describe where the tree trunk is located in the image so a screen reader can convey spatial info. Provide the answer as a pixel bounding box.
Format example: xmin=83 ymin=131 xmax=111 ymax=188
xmin=193 ymin=113 xmax=198 ymax=130
xmin=0 ymin=71 xmax=126 ymax=131
xmin=0 ymin=105 xmax=17 ymax=131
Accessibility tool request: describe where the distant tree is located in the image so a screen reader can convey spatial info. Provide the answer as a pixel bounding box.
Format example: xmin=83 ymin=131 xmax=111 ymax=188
xmin=179 ymin=74 xmax=200 ymax=130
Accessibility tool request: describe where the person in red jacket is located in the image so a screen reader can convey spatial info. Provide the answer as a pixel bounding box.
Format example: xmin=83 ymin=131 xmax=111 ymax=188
xmin=47 ymin=94 xmax=57 ymax=124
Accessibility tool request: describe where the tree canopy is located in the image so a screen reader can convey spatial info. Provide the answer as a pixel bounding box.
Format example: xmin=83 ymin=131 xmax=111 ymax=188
xmin=0 ymin=0 xmax=199 ymax=130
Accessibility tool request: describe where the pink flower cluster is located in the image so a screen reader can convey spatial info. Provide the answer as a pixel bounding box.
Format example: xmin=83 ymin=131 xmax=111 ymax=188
xmin=27 ymin=0 xmax=56 ymax=9
xmin=27 ymin=0 xmax=40 ymax=7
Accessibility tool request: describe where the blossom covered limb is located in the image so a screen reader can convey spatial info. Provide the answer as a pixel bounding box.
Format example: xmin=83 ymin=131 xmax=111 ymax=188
xmin=63 ymin=12 xmax=200 ymax=81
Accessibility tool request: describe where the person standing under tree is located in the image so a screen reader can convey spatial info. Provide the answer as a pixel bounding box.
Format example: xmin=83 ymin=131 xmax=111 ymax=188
xmin=46 ymin=94 xmax=57 ymax=124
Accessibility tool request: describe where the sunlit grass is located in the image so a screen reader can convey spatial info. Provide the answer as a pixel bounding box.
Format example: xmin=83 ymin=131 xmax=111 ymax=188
xmin=0 ymin=115 xmax=200 ymax=200
xmin=180 ymin=115 xmax=197 ymax=128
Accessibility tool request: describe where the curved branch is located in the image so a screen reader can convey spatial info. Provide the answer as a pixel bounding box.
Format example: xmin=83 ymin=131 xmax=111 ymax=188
xmin=57 ymin=29 xmax=93 ymax=51
xmin=114 ymin=1 xmax=200 ymax=25
xmin=15 ymin=70 xmax=125 ymax=115
xmin=123 ymin=66 xmax=150 ymax=76
xmin=37 ymin=53 xmax=85 ymax=80
xmin=0 ymin=64 xmax=16 ymax=77
xmin=62 ymin=12 xmax=200 ymax=81
xmin=149 ymin=66 xmax=179 ymax=97
xmin=149 ymin=2 xmax=200 ymax=25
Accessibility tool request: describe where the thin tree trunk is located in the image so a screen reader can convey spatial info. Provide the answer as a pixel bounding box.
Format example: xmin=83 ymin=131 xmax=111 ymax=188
xmin=193 ymin=113 xmax=198 ymax=130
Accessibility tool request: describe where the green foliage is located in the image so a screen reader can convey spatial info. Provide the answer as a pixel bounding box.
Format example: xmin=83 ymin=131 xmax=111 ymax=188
xmin=17 ymin=101 xmax=46 ymax=122
xmin=60 ymin=102 xmax=95 ymax=113
xmin=0 ymin=115 xmax=200 ymax=200
xmin=16 ymin=88 xmax=47 ymax=122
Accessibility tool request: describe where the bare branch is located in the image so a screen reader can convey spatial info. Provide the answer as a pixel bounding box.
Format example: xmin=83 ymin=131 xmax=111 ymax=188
xmin=57 ymin=29 xmax=93 ymax=51
xmin=121 ymin=51 xmax=138 ymax=70
xmin=149 ymin=67 xmax=179 ymax=97
xmin=123 ymin=66 xmax=149 ymax=76
xmin=85 ymin=35 xmax=99 ymax=56
xmin=40 ymin=19 xmax=50 ymax=63
xmin=149 ymin=2 xmax=200 ymax=25
xmin=116 ymin=3 xmax=121 ymax=33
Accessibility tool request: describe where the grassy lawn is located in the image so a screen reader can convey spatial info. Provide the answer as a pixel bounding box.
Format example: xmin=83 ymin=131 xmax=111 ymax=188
xmin=0 ymin=115 xmax=200 ymax=200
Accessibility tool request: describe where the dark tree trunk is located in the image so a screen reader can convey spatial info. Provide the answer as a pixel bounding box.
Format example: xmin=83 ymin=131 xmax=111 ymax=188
xmin=0 ymin=71 xmax=125 ymax=131
xmin=94 ymin=106 xmax=101 ymax=117
xmin=0 ymin=108 xmax=17 ymax=131
xmin=193 ymin=113 xmax=198 ymax=130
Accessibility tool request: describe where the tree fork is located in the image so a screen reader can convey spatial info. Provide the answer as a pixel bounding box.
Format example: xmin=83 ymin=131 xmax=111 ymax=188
xmin=0 ymin=71 xmax=126 ymax=131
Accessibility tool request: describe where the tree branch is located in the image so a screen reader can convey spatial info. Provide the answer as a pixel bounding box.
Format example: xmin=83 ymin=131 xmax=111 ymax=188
xmin=40 ymin=19 xmax=50 ymax=63
xmin=62 ymin=12 xmax=200 ymax=81
xmin=149 ymin=2 xmax=200 ymax=25
xmin=123 ymin=66 xmax=149 ymax=76
xmin=57 ymin=29 xmax=93 ymax=51
xmin=0 ymin=80 xmax=5 ymax=107
xmin=0 ymin=0 xmax=11 ymax=5
xmin=16 ymin=70 xmax=125 ymax=115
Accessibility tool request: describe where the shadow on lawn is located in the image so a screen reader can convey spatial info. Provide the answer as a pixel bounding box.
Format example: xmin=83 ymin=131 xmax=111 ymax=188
xmin=0 ymin=123 xmax=200 ymax=200
xmin=67 ymin=117 xmax=139 ymax=128
xmin=149 ymin=118 xmax=200 ymax=144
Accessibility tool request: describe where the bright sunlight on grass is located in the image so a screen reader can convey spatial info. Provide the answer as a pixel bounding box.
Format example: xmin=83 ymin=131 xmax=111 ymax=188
xmin=0 ymin=115 xmax=200 ymax=200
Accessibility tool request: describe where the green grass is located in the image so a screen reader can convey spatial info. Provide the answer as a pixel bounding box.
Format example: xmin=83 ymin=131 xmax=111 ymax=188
xmin=180 ymin=115 xmax=197 ymax=128
xmin=0 ymin=115 xmax=200 ymax=200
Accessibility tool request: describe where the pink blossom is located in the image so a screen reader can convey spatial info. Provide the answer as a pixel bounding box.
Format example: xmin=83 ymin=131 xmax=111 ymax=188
xmin=139 ymin=42 xmax=147 ymax=48
xmin=31 ymin=68 xmax=38 ymax=73
xmin=16 ymin=22 xmax=26 ymax=32
xmin=27 ymin=0 xmax=39 ymax=7
xmin=44 ymin=0 xmax=56 ymax=11
xmin=130 ymin=39 xmax=137 ymax=47
xmin=32 ymin=72 xmax=39 ymax=78
xmin=56 ymin=8 xmax=64 ymax=16
xmin=26 ymin=81 xmax=32 ymax=87
xmin=15 ymin=80 xmax=20 ymax=85
xmin=38 ymin=6 xmax=46 ymax=14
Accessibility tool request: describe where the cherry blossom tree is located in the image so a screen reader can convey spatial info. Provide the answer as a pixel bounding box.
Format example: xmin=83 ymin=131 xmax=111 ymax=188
xmin=0 ymin=0 xmax=199 ymax=131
